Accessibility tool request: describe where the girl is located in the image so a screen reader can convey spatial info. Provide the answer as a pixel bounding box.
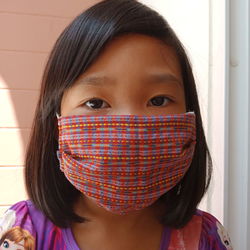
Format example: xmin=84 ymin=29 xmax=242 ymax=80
xmin=0 ymin=226 xmax=35 ymax=250
xmin=0 ymin=0 xmax=233 ymax=249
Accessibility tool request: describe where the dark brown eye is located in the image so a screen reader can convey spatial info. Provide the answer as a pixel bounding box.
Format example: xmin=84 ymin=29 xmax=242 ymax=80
xmin=84 ymin=98 xmax=109 ymax=109
xmin=149 ymin=96 xmax=171 ymax=106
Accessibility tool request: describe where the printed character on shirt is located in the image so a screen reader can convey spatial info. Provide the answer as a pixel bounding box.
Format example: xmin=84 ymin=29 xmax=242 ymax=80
xmin=0 ymin=226 xmax=35 ymax=250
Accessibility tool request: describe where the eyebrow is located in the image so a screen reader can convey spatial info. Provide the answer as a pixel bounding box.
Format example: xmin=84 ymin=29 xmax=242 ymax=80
xmin=146 ymin=73 xmax=182 ymax=86
xmin=78 ymin=75 xmax=111 ymax=86
xmin=77 ymin=73 xmax=182 ymax=87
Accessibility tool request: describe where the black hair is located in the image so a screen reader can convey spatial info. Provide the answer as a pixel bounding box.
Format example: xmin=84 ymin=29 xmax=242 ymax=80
xmin=25 ymin=0 xmax=212 ymax=228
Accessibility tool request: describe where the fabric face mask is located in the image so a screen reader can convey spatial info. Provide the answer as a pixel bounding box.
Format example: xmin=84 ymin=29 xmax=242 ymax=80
xmin=57 ymin=112 xmax=196 ymax=214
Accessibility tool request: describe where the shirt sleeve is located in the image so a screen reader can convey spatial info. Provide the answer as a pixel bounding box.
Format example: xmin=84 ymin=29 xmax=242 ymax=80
xmin=199 ymin=210 xmax=233 ymax=250
xmin=0 ymin=200 xmax=36 ymax=249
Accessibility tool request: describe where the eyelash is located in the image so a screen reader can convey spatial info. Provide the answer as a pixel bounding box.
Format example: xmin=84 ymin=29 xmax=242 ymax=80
xmin=82 ymin=96 xmax=173 ymax=110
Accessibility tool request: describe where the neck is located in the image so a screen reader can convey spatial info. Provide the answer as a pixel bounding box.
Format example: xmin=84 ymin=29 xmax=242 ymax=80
xmin=72 ymin=194 xmax=165 ymax=231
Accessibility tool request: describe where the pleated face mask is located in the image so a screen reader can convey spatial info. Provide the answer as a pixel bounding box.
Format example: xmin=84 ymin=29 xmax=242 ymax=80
xmin=57 ymin=112 xmax=196 ymax=214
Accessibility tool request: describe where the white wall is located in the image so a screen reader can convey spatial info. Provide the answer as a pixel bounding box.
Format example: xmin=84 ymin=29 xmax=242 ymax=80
xmin=226 ymin=0 xmax=250 ymax=248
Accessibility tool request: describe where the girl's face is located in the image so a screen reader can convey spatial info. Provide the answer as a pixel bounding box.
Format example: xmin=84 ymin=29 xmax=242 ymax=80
xmin=0 ymin=239 xmax=24 ymax=250
xmin=61 ymin=34 xmax=186 ymax=116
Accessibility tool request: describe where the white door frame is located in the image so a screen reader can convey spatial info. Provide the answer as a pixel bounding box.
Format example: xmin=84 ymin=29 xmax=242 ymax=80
xmin=225 ymin=0 xmax=250 ymax=248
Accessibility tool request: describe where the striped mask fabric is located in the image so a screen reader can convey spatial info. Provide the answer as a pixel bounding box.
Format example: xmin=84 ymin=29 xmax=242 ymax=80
xmin=57 ymin=112 xmax=196 ymax=214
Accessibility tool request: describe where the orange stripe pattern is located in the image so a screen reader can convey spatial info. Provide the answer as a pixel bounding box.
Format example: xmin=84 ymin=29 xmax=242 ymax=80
xmin=57 ymin=112 xmax=196 ymax=214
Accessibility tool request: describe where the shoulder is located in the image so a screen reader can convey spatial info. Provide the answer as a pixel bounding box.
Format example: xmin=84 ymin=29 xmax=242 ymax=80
xmin=196 ymin=209 xmax=233 ymax=250
xmin=168 ymin=210 xmax=233 ymax=250
xmin=0 ymin=200 xmax=68 ymax=249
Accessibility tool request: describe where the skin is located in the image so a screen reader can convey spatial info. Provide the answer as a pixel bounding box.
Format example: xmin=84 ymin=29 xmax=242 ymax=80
xmin=61 ymin=34 xmax=186 ymax=250
xmin=0 ymin=239 xmax=24 ymax=250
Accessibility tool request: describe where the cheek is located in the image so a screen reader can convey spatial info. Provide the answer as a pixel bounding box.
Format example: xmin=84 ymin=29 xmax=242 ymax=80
xmin=60 ymin=91 xmax=73 ymax=116
xmin=179 ymin=89 xmax=186 ymax=109
xmin=60 ymin=86 xmax=82 ymax=116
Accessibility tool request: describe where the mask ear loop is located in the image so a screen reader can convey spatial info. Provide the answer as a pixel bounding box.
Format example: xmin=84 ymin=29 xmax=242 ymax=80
xmin=55 ymin=112 xmax=61 ymax=163
xmin=177 ymin=183 xmax=182 ymax=195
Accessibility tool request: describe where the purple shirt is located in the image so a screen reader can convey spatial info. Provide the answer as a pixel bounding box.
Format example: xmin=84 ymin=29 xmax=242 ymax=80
xmin=0 ymin=200 xmax=232 ymax=249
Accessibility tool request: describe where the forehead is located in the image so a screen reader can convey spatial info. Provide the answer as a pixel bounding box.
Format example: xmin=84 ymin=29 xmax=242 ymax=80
xmin=76 ymin=33 xmax=182 ymax=84
xmin=61 ymin=34 xmax=186 ymax=115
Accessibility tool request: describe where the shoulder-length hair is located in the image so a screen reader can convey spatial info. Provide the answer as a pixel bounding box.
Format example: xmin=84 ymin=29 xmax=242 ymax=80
xmin=25 ymin=0 xmax=212 ymax=228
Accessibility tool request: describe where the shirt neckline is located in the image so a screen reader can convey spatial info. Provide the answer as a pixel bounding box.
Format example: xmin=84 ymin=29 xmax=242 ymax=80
xmin=159 ymin=226 xmax=171 ymax=249
xmin=62 ymin=225 xmax=170 ymax=250
xmin=61 ymin=226 xmax=80 ymax=250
